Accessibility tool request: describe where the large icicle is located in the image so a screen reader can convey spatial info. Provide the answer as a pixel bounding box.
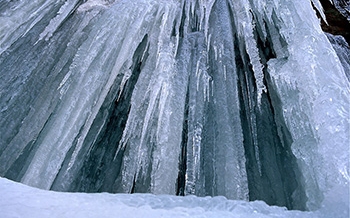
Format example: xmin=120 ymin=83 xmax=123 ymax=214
xmin=228 ymin=0 xmax=266 ymax=104
xmin=20 ymin=1 xmax=161 ymax=189
xmin=264 ymin=0 xmax=350 ymax=210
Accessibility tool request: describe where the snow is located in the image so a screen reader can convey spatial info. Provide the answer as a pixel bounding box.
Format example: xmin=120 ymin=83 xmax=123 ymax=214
xmin=0 ymin=177 xmax=319 ymax=218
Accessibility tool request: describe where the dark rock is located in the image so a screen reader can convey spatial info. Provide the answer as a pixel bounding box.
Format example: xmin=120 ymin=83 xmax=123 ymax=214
xmin=319 ymin=0 xmax=350 ymax=44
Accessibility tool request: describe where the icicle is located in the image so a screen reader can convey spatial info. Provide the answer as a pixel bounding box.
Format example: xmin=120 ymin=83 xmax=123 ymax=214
xmin=38 ymin=0 xmax=81 ymax=42
xmin=228 ymin=0 xmax=266 ymax=104
xmin=0 ymin=0 xmax=52 ymax=55
xmin=310 ymin=0 xmax=328 ymax=25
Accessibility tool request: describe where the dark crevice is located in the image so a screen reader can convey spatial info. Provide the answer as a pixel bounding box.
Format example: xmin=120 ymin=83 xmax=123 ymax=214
xmin=50 ymin=34 xmax=150 ymax=193
xmin=176 ymin=85 xmax=190 ymax=196
xmin=171 ymin=19 xmax=177 ymax=37
xmin=234 ymin=20 xmax=307 ymax=209
xmin=317 ymin=0 xmax=350 ymax=44
xmin=235 ymin=33 xmax=260 ymax=200
xmin=4 ymin=140 xmax=36 ymax=182
xmin=81 ymin=34 xmax=149 ymax=193
xmin=4 ymin=112 xmax=54 ymax=182
xmin=130 ymin=174 xmax=137 ymax=194
xmin=189 ymin=1 xmax=201 ymax=32
xmin=179 ymin=2 xmax=187 ymax=38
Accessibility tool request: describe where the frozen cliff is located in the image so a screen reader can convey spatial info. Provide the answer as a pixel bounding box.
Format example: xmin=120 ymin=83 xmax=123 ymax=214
xmin=0 ymin=0 xmax=349 ymax=216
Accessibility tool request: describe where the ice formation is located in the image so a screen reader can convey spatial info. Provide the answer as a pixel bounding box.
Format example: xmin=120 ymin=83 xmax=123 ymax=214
xmin=0 ymin=0 xmax=349 ymax=216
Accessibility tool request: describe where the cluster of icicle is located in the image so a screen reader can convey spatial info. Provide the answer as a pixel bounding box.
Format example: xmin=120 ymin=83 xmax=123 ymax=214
xmin=0 ymin=0 xmax=348 ymax=211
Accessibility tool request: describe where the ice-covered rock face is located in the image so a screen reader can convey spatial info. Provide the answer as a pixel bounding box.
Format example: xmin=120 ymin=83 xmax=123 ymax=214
xmin=0 ymin=0 xmax=349 ymax=213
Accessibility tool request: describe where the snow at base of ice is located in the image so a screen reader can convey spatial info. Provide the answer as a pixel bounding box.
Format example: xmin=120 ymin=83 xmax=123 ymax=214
xmin=0 ymin=177 xmax=348 ymax=218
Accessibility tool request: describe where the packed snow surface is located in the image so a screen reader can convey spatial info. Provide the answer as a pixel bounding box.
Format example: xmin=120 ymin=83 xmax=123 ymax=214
xmin=1 ymin=177 xmax=348 ymax=218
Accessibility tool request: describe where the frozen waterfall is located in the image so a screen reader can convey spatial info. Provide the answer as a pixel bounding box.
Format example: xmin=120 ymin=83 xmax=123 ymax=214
xmin=0 ymin=0 xmax=349 ymax=215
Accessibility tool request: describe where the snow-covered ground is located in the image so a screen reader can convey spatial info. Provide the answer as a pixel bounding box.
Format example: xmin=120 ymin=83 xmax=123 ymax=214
xmin=0 ymin=177 xmax=348 ymax=218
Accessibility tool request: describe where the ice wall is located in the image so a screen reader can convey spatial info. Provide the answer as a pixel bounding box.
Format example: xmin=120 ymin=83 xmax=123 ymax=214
xmin=0 ymin=0 xmax=349 ymax=212
xmin=327 ymin=33 xmax=350 ymax=79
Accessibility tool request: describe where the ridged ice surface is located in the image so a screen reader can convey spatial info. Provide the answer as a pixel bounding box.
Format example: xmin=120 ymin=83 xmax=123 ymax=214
xmin=0 ymin=0 xmax=349 ymax=213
